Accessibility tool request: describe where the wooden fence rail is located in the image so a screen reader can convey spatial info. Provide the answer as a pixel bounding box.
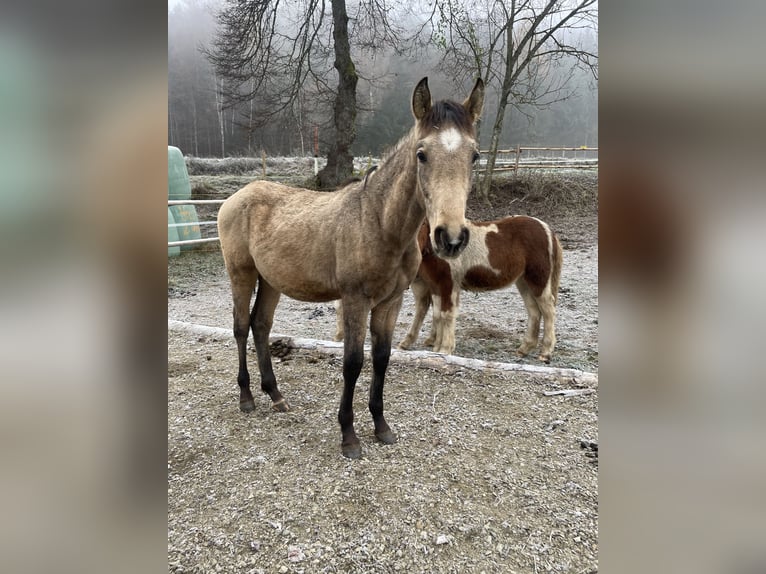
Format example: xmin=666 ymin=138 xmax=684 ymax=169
xmin=479 ymin=146 xmax=598 ymax=172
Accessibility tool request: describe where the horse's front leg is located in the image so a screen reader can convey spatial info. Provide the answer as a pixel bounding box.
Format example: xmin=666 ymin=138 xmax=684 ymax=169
xmin=399 ymin=277 xmax=430 ymax=349
xmin=369 ymin=295 xmax=403 ymax=446
xmin=338 ymin=297 xmax=369 ymax=459
xmin=333 ymin=300 xmax=344 ymax=342
xmin=432 ymin=289 xmax=459 ymax=355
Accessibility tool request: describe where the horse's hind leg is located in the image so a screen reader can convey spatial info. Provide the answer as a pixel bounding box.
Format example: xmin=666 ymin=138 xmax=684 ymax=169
xmin=227 ymin=266 xmax=258 ymax=412
xmin=399 ymin=277 xmax=431 ymax=349
xmin=515 ymin=279 xmax=542 ymax=358
xmin=251 ymin=279 xmax=289 ymax=411
xmin=536 ymin=290 xmax=557 ymax=363
xmin=369 ymin=295 xmax=403 ymax=446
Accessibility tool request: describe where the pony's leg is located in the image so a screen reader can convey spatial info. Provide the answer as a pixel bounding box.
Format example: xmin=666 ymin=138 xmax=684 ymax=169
xmin=251 ymin=279 xmax=289 ymax=411
xmin=333 ymin=300 xmax=344 ymax=342
xmin=338 ymin=296 xmax=370 ymax=459
xmin=228 ymin=268 xmax=257 ymax=412
xmin=399 ymin=277 xmax=431 ymax=349
xmin=433 ymin=290 xmax=459 ymax=355
xmin=369 ymin=295 xmax=403 ymax=446
xmin=536 ymin=290 xmax=557 ymax=363
xmin=515 ymin=279 xmax=542 ymax=357
xmin=426 ymin=294 xmax=442 ymax=348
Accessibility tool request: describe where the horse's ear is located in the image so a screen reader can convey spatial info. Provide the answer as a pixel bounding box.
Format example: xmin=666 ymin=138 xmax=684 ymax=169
xmin=412 ymin=77 xmax=432 ymax=121
xmin=463 ymin=78 xmax=485 ymax=124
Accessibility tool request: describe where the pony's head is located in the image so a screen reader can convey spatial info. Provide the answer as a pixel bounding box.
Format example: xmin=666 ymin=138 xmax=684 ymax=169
xmin=411 ymin=77 xmax=484 ymax=259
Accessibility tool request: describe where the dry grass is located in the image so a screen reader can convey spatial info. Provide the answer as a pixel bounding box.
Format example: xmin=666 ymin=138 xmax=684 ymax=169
xmin=483 ymin=171 xmax=598 ymax=218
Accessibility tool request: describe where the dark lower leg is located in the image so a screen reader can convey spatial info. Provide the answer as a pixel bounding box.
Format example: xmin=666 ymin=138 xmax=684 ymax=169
xmin=369 ymin=340 xmax=395 ymax=443
xmin=338 ymin=299 xmax=368 ymax=459
xmin=251 ymin=281 xmax=288 ymax=411
xmin=369 ymin=299 xmax=401 ymax=445
xmin=235 ymin=324 xmax=255 ymax=412
xmin=339 ymin=345 xmax=363 ymax=458
xmin=252 ymin=329 xmax=288 ymax=410
xmin=227 ymin=266 xmax=257 ymax=412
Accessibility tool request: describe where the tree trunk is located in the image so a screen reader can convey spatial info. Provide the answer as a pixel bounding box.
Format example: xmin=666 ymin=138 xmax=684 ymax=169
xmin=214 ymin=73 xmax=226 ymax=157
xmin=479 ymin=104 xmax=507 ymax=199
xmin=478 ymin=21 xmax=515 ymax=199
xmin=317 ymin=0 xmax=357 ymax=189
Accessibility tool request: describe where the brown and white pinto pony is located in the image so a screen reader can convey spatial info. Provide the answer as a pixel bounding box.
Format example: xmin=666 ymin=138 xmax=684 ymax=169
xmin=398 ymin=216 xmax=563 ymax=362
xmin=217 ymin=77 xmax=484 ymax=459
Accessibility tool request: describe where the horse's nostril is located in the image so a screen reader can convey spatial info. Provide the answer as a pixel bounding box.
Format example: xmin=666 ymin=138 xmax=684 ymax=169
xmin=434 ymin=226 xmax=447 ymax=246
xmin=434 ymin=225 xmax=469 ymax=256
xmin=458 ymin=227 xmax=469 ymax=250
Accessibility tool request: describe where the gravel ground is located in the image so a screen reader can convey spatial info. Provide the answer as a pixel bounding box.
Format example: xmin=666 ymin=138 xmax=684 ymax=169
xmin=168 ymin=170 xmax=598 ymax=572
xmin=168 ymin=331 xmax=597 ymax=574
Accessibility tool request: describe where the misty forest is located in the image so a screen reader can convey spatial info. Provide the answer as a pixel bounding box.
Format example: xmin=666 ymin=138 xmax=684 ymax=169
xmin=168 ymin=0 xmax=597 ymax=187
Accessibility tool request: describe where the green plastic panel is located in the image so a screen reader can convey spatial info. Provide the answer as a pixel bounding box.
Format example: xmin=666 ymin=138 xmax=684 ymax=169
xmin=169 ymin=204 xmax=201 ymax=251
xmin=168 ymin=146 xmax=191 ymax=200
xmin=168 ymin=208 xmax=180 ymax=257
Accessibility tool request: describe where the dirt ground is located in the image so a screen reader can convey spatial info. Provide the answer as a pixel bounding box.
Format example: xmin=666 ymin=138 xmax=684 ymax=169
xmin=168 ymin=170 xmax=598 ymax=573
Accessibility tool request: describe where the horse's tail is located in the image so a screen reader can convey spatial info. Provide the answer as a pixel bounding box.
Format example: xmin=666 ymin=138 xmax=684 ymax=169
xmin=550 ymin=232 xmax=563 ymax=306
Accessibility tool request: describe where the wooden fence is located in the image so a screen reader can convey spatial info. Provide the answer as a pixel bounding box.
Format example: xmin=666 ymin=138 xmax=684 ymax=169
xmin=480 ymin=146 xmax=598 ymax=172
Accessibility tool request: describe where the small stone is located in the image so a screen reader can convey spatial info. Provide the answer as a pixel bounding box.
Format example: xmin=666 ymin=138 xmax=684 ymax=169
xmin=288 ymin=545 xmax=305 ymax=562
xmin=435 ymin=534 xmax=449 ymax=545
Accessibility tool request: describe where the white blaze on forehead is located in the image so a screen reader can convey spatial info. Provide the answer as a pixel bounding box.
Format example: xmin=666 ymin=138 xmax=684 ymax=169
xmin=439 ymin=127 xmax=464 ymax=151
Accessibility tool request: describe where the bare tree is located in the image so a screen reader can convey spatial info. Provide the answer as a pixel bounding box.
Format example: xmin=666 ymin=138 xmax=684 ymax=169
xmin=430 ymin=0 xmax=598 ymax=198
xmin=205 ymin=0 xmax=401 ymax=187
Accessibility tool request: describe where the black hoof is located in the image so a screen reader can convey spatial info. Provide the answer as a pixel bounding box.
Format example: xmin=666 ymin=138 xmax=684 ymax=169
xmin=375 ymin=430 xmax=397 ymax=445
xmin=239 ymin=399 xmax=255 ymax=413
xmin=271 ymin=398 xmax=290 ymax=412
xmin=342 ymin=442 xmax=362 ymax=459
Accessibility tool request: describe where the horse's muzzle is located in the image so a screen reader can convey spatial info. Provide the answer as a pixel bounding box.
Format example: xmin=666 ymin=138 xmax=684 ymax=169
xmin=434 ymin=225 xmax=470 ymax=258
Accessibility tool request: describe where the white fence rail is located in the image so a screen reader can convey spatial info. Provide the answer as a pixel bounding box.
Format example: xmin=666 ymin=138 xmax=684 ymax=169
xmin=168 ymin=199 xmax=225 ymax=249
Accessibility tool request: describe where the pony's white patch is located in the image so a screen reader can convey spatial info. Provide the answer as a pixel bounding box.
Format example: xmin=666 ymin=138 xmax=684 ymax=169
xmin=449 ymin=223 xmax=500 ymax=277
xmin=439 ymin=128 xmax=463 ymax=152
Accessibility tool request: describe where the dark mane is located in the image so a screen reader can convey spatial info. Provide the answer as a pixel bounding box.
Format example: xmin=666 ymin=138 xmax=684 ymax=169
xmin=422 ymin=100 xmax=473 ymax=132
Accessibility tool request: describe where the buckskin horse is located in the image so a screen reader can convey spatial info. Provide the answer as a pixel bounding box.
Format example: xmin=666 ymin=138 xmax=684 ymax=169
xmin=217 ymin=77 xmax=484 ymax=458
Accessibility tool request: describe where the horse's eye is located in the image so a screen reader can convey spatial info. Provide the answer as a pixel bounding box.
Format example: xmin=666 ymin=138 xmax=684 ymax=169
xmin=472 ymin=151 xmax=480 ymax=163
xmin=416 ymin=150 xmax=427 ymax=163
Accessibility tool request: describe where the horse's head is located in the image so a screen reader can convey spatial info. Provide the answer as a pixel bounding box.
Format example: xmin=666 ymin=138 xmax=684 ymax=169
xmin=411 ymin=77 xmax=484 ymax=259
